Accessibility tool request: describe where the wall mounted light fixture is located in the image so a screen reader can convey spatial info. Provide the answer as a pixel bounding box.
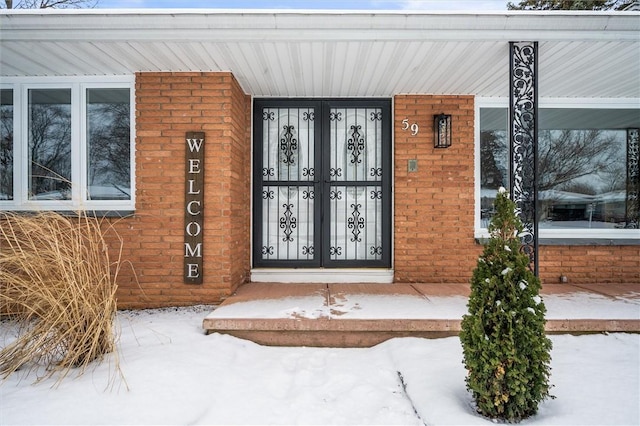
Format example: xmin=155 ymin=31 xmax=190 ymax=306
xmin=434 ymin=113 xmax=452 ymax=149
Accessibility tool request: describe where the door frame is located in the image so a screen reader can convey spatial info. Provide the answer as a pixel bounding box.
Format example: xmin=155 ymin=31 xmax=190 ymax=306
xmin=252 ymin=98 xmax=392 ymax=269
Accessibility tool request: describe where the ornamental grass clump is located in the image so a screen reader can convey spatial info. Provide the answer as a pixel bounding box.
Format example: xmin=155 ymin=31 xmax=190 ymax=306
xmin=0 ymin=211 xmax=121 ymax=385
xmin=460 ymin=188 xmax=553 ymax=422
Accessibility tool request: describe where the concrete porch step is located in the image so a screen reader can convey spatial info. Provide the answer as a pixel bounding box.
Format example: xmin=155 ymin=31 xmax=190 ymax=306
xmin=203 ymin=282 xmax=640 ymax=347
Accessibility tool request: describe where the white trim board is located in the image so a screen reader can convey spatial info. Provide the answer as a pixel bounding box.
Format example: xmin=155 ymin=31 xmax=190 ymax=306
xmin=250 ymin=269 xmax=394 ymax=283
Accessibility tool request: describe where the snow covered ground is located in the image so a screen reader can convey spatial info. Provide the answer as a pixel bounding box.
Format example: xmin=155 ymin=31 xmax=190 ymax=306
xmin=1 ymin=305 xmax=638 ymax=425
xmin=208 ymin=291 xmax=640 ymax=320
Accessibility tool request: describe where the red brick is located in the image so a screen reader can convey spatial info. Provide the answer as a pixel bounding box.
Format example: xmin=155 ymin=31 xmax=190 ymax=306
xmin=110 ymin=72 xmax=251 ymax=309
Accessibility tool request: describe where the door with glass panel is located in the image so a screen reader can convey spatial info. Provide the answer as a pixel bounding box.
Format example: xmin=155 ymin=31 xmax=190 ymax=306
xmin=253 ymin=99 xmax=391 ymax=268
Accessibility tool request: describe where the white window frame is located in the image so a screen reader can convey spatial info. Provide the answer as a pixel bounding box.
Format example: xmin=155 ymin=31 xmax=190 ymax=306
xmin=0 ymin=76 xmax=135 ymax=212
xmin=475 ymin=97 xmax=640 ymax=241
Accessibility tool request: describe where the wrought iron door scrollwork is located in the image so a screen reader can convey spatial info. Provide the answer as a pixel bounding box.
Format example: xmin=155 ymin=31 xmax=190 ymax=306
xmin=262 ymin=167 xmax=274 ymax=177
xmin=347 ymin=125 xmax=365 ymax=164
xmin=279 ymin=203 xmax=297 ymax=242
xmin=263 ymin=111 xmax=275 ymax=121
xmin=330 ymin=246 xmax=342 ymax=256
xmin=280 ymin=125 xmax=297 ymax=165
xmin=255 ymin=100 xmax=390 ymax=267
xmin=347 ymin=203 xmax=365 ymax=242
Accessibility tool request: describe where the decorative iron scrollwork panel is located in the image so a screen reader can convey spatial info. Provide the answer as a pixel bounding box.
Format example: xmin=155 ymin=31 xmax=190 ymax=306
xmin=627 ymin=129 xmax=639 ymax=229
xmin=280 ymin=125 xmax=297 ymax=165
xmin=509 ymin=41 xmax=538 ymax=274
xmin=347 ymin=125 xmax=365 ymax=164
xmin=329 ymin=108 xmax=383 ymax=182
xmin=329 ymin=185 xmax=383 ymax=261
xmin=262 ymin=107 xmax=315 ymax=182
xmin=261 ymin=185 xmax=315 ymax=261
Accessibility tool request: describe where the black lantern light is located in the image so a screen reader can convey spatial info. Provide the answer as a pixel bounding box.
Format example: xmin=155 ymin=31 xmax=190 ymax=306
xmin=434 ymin=113 xmax=452 ymax=149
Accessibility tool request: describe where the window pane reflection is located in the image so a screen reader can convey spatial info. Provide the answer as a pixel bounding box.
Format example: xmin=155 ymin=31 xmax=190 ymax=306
xmin=0 ymin=89 xmax=13 ymax=200
xmin=87 ymin=88 xmax=131 ymax=200
xmin=539 ymin=129 xmax=627 ymax=229
xmin=28 ymin=89 xmax=72 ymax=200
xmin=479 ymin=108 xmax=508 ymax=227
xmin=480 ymin=107 xmax=639 ymax=230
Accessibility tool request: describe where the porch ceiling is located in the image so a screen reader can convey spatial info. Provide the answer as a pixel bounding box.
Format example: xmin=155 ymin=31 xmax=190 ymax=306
xmin=1 ymin=10 xmax=639 ymax=99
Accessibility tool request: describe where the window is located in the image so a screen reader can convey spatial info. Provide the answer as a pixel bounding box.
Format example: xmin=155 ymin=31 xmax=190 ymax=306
xmin=0 ymin=89 xmax=12 ymax=201
xmin=86 ymin=88 xmax=131 ymax=201
xmin=0 ymin=78 xmax=134 ymax=211
xmin=28 ymin=88 xmax=72 ymax=200
xmin=477 ymin=100 xmax=640 ymax=240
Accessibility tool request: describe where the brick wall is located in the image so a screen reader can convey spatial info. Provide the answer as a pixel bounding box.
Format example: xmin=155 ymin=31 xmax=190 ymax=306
xmin=393 ymin=94 xmax=640 ymax=285
xmin=539 ymin=246 xmax=640 ymax=284
xmin=104 ymin=85 xmax=637 ymax=309
xmin=109 ymin=72 xmax=250 ymax=309
xmin=228 ymin=77 xmax=252 ymax=289
xmin=393 ymin=95 xmax=481 ymax=283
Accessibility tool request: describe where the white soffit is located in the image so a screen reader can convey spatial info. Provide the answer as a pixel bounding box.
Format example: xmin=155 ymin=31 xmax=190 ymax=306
xmin=0 ymin=10 xmax=639 ymax=98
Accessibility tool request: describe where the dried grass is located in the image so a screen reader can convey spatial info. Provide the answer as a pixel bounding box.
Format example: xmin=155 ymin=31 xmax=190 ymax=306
xmin=0 ymin=211 xmax=123 ymax=386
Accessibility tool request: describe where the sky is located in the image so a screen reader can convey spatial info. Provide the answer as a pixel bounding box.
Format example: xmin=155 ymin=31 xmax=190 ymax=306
xmin=95 ymin=0 xmax=512 ymax=11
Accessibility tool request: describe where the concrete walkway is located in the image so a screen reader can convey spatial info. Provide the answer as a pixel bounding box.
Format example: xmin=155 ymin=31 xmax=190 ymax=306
xmin=203 ymin=282 xmax=640 ymax=347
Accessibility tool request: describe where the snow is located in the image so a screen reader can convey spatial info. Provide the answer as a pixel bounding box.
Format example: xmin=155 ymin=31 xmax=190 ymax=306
xmin=209 ymin=291 xmax=640 ymax=321
xmin=1 ymin=305 xmax=639 ymax=425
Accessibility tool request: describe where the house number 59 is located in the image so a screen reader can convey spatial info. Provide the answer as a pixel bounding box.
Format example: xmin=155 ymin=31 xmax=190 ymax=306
xmin=401 ymin=119 xmax=419 ymax=136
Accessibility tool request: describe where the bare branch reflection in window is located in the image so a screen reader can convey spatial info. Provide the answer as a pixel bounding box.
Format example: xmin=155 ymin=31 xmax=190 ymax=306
xmin=538 ymin=129 xmax=626 ymax=228
xmin=480 ymin=107 xmax=638 ymax=230
xmin=87 ymin=88 xmax=131 ymax=200
xmin=0 ymin=89 xmax=13 ymax=200
xmin=28 ymin=89 xmax=72 ymax=200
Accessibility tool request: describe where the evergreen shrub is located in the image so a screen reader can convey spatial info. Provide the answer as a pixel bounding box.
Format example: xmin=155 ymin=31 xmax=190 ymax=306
xmin=460 ymin=188 xmax=553 ymax=422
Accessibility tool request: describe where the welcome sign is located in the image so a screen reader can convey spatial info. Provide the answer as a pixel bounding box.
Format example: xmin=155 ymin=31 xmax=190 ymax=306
xmin=184 ymin=131 xmax=205 ymax=284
